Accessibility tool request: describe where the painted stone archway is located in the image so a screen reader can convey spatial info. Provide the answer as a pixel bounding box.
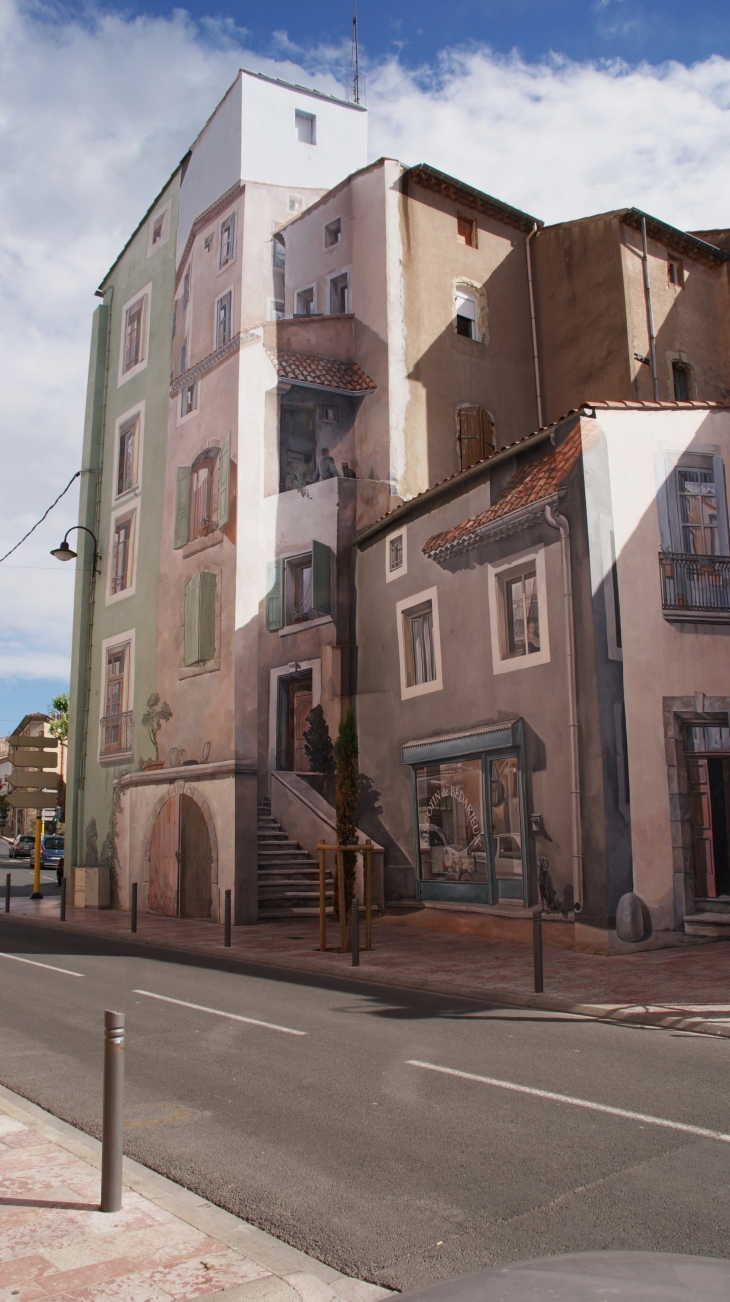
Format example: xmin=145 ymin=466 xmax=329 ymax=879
xmin=146 ymin=787 xmax=214 ymax=918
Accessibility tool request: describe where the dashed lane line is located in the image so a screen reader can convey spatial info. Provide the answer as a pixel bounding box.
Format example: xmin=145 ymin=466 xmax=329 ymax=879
xmin=134 ymin=989 xmax=307 ymax=1036
xmin=0 ymin=952 xmax=84 ymax=977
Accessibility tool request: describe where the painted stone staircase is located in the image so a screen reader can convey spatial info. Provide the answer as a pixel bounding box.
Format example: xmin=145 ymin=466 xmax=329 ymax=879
xmin=683 ymin=898 xmax=730 ymax=937
xmin=257 ymin=799 xmax=334 ymax=920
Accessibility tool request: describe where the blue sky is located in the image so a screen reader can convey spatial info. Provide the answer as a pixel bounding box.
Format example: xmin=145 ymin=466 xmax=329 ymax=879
xmin=1 ymin=0 xmax=730 ymax=734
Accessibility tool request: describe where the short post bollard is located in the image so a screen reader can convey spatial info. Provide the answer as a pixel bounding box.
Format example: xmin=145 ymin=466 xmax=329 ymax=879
xmin=224 ymin=889 xmax=231 ymax=947
xmin=60 ymin=876 xmax=66 ymax=921
xmin=4 ymin=873 xmax=10 ymax=913
xmin=130 ymin=882 xmax=137 ymax=934
xmin=100 ymin=1010 xmax=125 ymax=1213
xmin=533 ymin=913 xmax=544 ymax=994
xmin=352 ymin=897 xmax=360 ymax=967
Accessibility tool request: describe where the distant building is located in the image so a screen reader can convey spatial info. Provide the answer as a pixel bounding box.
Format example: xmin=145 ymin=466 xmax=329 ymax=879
xmin=66 ymin=67 xmax=730 ymax=949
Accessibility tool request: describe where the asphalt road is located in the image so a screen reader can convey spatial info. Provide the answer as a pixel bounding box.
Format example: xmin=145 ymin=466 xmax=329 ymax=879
xmin=1 ymin=918 xmax=729 ymax=1290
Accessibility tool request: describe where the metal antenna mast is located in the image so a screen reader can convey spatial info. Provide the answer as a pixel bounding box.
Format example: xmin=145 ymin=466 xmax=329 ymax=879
xmin=351 ymin=0 xmax=360 ymax=104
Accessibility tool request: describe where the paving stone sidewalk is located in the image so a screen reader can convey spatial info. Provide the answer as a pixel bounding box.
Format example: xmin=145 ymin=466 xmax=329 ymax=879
xmin=4 ymin=896 xmax=730 ymax=1037
xmin=0 ymin=1084 xmax=391 ymax=1302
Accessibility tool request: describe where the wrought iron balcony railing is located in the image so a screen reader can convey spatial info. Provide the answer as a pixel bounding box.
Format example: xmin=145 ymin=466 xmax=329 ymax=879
xmin=99 ymin=710 xmax=134 ymax=758
xmin=660 ymin=551 xmax=730 ymax=621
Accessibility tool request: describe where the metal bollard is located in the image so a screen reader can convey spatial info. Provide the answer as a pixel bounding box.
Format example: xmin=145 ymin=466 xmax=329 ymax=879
xmin=130 ymin=882 xmax=137 ymax=934
xmin=224 ymin=889 xmax=231 ymax=947
xmin=352 ymin=897 xmax=360 ymax=967
xmin=4 ymin=873 xmax=10 ymax=913
xmin=60 ymin=876 xmax=66 ymax=921
xmin=533 ymin=913 xmax=544 ymax=994
xmin=100 ymin=1010 xmax=125 ymax=1213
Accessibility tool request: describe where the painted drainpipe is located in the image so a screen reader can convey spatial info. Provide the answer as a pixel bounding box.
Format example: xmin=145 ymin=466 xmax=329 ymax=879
xmin=641 ymin=216 xmax=660 ymax=401
xmin=526 ymin=223 xmax=543 ymax=429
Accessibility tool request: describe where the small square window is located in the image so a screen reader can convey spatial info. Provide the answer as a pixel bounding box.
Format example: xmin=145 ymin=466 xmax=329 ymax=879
xmin=325 ymin=218 xmax=342 ymax=248
xmin=329 ymin=272 xmax=348 ymax=315
xmin=389 ymin=535 xmax=403 ymax=572
xmin=295 ymin=111 xmax=316 ymax=144
xmin=216 ymin=292 xmax=232 ymax=348
xmin=319 ymin=404 xmax=337 ymax=422
xmin=152 ymin=215 xmax=165 ymax=245
xmin=457 ymin=216 xmax=476 ymax=247
xmin=204 ymin=235 xmax=213 ymax=253
xmin=220 ymin=215 xmax=235 ymax=267
xmin=289 ymin=196 xmax=303 ymax=214
xmin=296 ymin=287 xmax=316 ymax=316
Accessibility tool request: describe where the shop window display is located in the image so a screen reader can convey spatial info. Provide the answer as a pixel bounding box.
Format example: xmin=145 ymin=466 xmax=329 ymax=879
xmin=416 ymin=758 xmax=487 ymax=882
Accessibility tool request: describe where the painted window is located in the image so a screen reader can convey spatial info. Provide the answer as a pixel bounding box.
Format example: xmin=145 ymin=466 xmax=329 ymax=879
xmin=116 ymin=414 xmax=139 ymax=496
xmin=173 ymin=438 xmax=230 ymax=549
xmin=122 ymin=296 xmax=146 ymax=372
xmin=673 ymin=360 xmax=692 ymax=401
xmin=182 ymin=270 xmax=190 ymax=311
xmin=676 ymin=467 xmax=718 ymax=555
xmin=179 ymin=341 xmax=187 ymax=376
xmin=295 ymin=286 xmax=316 ymax=317
xmin=389 ymin=535 xmax=404 ymax=573
xmin=505 ymin=570 xmax=540 ymax=658
xmin=216 ymin=292 xmax=232 ymax=348
xmin=184 ymin=572 xmax=217 ymax=665
xmin=325 ymin=218 xmax=342 ymax=248
xmin=180 ymin=380 xmax=197 ymax=418
xmin=455 ymin=286 xmax=478 ymax=340
xmin=151 ymin=213 xmax=166 ymax=246
xmin=457 ymin=405 xmax=494 ymax=470
xmin=111 ymin=513 xmax=134 ymax=595
xmin=100 ymin=643 xmax=133 ymax=757
xmin=404 ymin=602 xmax=436 ymax=686
xmin=488 ymin=549 xmax=550 ymax=674
xmin=219 ymin=214 xmax=235 ymax=268
xmin=319 ymin=403 xmax=337 ymax=422
xmin=295 ymin=111 xmax=316 ymax=144
xmin=329 ymin=272 xmax=349 ymax=315
xmin=272 ymin=234 xmax=286 ymax=268
xmin=457 ymin=215 xmax=476 ymax=247
xmin=265 ymin=542 xmax=332 ymax=631
xmin=189 ymin=450 xmax=217 ymax=541
xmin=204 ymin=234 xmax=214 ymax=252
xmin=289 ymin=195 xmax=302 ymax=214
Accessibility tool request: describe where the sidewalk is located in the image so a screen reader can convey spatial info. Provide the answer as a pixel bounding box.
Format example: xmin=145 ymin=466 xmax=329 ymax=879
xmin=0 ymin=1083 xmax=391 ymax=1302
xmin=4 ymin=894 xmax=730 ymax=1037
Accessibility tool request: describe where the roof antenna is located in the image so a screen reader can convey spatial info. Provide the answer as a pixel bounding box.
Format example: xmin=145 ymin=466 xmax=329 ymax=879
xmin=351 ymin=0 xmax=360 ymax=104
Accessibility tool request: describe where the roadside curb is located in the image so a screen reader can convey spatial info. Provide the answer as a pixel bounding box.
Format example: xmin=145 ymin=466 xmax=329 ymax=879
xmin=2 ymin=910 xmax=730 ymax=1039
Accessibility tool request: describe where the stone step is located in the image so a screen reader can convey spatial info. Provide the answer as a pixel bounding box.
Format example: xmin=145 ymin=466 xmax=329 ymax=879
xmin=684 ymin=912 xmax=730 ymax=937
xmin=258 ymin=907 xmax=334 ymax=920
xmin=259 ymin=888 xmax=333 ymax=900
xmin=259 ymin=867 xmax=323 ymax=878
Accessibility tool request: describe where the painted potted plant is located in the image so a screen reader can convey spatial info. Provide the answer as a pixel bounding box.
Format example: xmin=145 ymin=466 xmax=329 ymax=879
xmin=141 ymin=693 xmax=173 ymax=769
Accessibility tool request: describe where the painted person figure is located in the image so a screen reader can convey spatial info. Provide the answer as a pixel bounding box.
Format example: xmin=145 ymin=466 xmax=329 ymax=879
xmin=313 ymin=448 xmax=340 ymax=481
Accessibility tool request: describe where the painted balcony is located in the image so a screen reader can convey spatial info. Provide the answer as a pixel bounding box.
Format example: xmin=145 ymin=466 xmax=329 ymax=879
xmin=660 ymin=551 xmax=730 ymax=622
xmin=99 ymin=711 xmax=134 ymax=760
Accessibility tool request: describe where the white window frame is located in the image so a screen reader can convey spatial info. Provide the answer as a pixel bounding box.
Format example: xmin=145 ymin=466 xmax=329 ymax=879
xmin=106 ymin=501 xmax=139 ymax=604
xmin=396 ymin=586 xmax=443 ymax=701
xmin=487 ymin=545 xmax=550 ymax=675
xmin=215 ymin=288 xmax=233 ymax=350
xmin=147 ymin=203 xmax=170 ymax=256
xmin=113 ymin=401 xmax=145 ymax=504
xmin=219 ymin=212 xmax=236 ymax=269
xmin=294 ymin=284 xmax=317 ymax=317
xmin=288 ymin=195 xmax=303 ymax=214
xmin=177 ymin=378 xmax=199 ymax=428
xmin=324 ymin=216 xmax=343 ymax=250
xmin=385 ymin=525 xmax=408 ymax=582
xmin=326 ymin=266 xmax=351 ymax=316
xmin=295 ymin=110 xmax=316 ymax=145
xmin=454 ymin=281 xmax=481 ymax=344
xmin=118 ymin=283 xmax=152 ymax=386
xmin=98 ymin=629 xmax=135 ymax=757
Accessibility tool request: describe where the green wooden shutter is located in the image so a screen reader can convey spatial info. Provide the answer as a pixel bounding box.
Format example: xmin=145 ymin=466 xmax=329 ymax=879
xmin=265 ymin=559 xmax=283 ymax=631
xmin=312 ymin=540 xmax=331 ymax=615
xmin=199 ymin=572 xmax=217 ymax=661
xmin=218 ymin=434 xmax=230 ymax=529
xmin=184 ymin=573 xmax=201 ymax=665
xmin=174 ymin=466 xmax=191 ymax=548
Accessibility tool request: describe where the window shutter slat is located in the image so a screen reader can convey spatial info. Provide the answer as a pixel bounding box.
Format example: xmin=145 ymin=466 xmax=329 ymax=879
xmin=184 ymin=573 xmax=201 ymax=665
xmin=218 ymin=434 xmax=231 ymax=529
xmin=174 ymin=466 xmax=191 ymax=548
xmin=265 ymin=559 xmax=284 ymax=631
xmin=312 ymin=540 xmax=331 ymax=614
xmin=199 ymin=572 xmax=217 ymax=661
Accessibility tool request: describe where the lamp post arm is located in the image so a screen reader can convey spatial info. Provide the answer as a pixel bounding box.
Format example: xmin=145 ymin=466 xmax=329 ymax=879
xmin=64 ymin=526 xmax=102 ymax=571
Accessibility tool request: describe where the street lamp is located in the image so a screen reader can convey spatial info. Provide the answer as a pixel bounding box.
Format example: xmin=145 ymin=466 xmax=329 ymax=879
xmin=51 ymin=526 xmax=101 ymax=572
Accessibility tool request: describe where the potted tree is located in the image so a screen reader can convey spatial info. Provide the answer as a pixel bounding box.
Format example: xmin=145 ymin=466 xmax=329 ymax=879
xmin=141 ymin=693 xmax=173 ymax=769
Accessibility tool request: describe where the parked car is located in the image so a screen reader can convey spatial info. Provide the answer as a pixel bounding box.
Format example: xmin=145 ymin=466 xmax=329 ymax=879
xmin=9 ymin=834 xmax=35 ymax=859
xmin=40 ymin=835 xmax=65 ymax=870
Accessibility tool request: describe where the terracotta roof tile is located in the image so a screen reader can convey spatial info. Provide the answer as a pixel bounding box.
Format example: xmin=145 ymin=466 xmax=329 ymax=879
xmin=266 ymin=349 xmax=376 ymax=393
xmin=423 ymin=424 xmax=583 ymax=558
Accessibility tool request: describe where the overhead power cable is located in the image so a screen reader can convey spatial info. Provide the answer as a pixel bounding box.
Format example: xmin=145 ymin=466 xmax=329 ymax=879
xmin=0 ymin=471 xmax=81 ymax=564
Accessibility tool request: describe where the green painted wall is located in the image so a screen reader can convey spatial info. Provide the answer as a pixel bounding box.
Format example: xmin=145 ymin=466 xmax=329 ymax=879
xmin=67 ymin=171 xmax=180 ymax=882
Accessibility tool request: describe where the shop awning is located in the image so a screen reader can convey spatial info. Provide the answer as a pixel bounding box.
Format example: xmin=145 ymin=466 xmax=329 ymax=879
xmin=402 ymin=719 xmax=522 ymax=766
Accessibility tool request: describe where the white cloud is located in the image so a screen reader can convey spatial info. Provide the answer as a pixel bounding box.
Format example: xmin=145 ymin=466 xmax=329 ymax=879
xmin=1 ymin=0 xmax=730 ymax=698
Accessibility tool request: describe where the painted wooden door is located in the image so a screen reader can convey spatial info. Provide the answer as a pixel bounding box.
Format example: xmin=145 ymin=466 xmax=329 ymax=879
xmin=291 ymin=683 xmax=312 ymax=773
xmin=179 ymin=795 xmax=212 ymax=918
xmin=148 ymin=797 xmax=179 ymax=916
xmin=688 ymin=757 xmax=717 ymax=898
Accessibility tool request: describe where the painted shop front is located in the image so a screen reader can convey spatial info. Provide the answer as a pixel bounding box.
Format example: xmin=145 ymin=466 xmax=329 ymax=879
xmin=404 ymin=721 xmax=529 ymax=907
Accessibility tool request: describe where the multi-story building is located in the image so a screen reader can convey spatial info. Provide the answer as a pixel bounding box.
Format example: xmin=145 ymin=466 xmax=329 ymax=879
xmin=66 ymin=67 xmax=730 ymax=947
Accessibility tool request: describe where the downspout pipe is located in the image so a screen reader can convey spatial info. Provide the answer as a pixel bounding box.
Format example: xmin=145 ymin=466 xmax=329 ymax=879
xmin=640 ymin=216 xmax=660 ymax=401
xmin=544 ymin=502 xmax=583 ymax=914
xmin=525 ymin=223 xmax=543 ymax=429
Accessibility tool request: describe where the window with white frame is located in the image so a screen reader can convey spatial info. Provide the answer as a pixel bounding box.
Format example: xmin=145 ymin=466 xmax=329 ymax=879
xmin=216 ymin=292 xmax=232 ymax=348
xmin=180 ymin=380 xmax=198 ymax=419
xmin=385 ymin=526 xmax=407 ymax=582
xmin=289 ymin=195 xmax=303 ymax=214
xmin=204 ymin=234 xmax=214 ymax=253
xmin=396 ymin=587 xmax=443 ymax=699
xmin=295 ymin=286 xmax=316 ymax=317
xmin=657 ymin=452 xmax=729 ymax=557
xmin=109 ymin=508 xmax=137 ymax=598
xmin=119 ymin=286 xmax=151 ymax=383
xmin=329 ymin=271 xmax=349 ymax=315
xmin=295 ymin=110 xmax=316 ymax=144
xmin=488 ymin=549 xmax=550 ymax=674
xmin=325 ymin=217 xmax=342 ymax=248
xmin=148 ymin=204 xmax=170 ymax=255
xmin=264 ymin=542 xmax=333 ymax=631
xmin=219 ymin=214 xmax=235 ymax=268
xmin=455 ymin=285 xmax=478 ymax=341
xmin=99 ymin=633 xmax=134 ymax=759
xmin=115 ymin=410 xmax=141 ymax=498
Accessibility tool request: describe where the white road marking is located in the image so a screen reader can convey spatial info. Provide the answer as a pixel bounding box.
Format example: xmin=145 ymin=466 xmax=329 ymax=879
xmin=406 ymin=1059 xmax=730 ymax=1144
xmin=0 ymin=952 xmax=84 ymax=977
xmin=134 ymin=989 xmax=307 ymax=1036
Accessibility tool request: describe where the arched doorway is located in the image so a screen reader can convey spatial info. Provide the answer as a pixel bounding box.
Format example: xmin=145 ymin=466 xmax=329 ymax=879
xmin=148 ymin=794 xmax=212 ymax=918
